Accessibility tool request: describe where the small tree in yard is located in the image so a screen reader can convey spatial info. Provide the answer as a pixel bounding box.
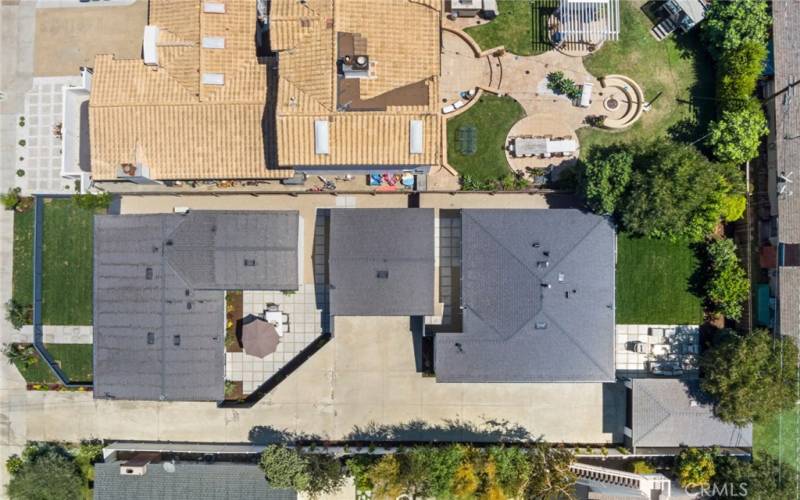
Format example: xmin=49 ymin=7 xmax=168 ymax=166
xmin=2 ymin=343 xmax=37 ymax=368
xmin=1 ymin=187 xmax=22 ymax=211
xmin=5 ymin=300 xmax=31 ymax=331
xmin=580 ymin=146 xmax=633 ymax=215
xmin=523 ymin=444 xmax=576 ymax=499
xmin=713 ymin=453 xmax=797 ymax=499
xmin=701 ymin=329 xmax=799 ymax=425
xmin=675 ymin=448 xmax=716 ymax=488
xmin=707 ymin=99 xmax=768 ymax=164
xmin=6 ymin=453 xmax=84 ymax=500
xmin=259 ymin=445 xmax=344 ymax=498
xmin=717 ymin=41 xmax=768 ymax=106
xmin=702 ymin=0 xmax=770 ymax=59
xmin=704 ymin=238 xmax=749 ymax=320
xmin=719 ymin=194 xmax=746 ymax=223
xmin=546 ymin=71 xmax=582 ymax=101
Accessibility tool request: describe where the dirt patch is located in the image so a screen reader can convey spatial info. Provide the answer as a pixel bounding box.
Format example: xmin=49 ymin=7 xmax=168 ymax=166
xmin=35 ymin=1 xmax=148 ymax=76
xmin=225 ymin=291 xmax=244 ymax=353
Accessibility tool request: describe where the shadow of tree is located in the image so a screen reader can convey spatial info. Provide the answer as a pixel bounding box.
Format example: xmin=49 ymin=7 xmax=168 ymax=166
xmin=345 ymin=418 xmax=541 ymax=444
xmin=248 ymin=426 xmax=324 ymax=445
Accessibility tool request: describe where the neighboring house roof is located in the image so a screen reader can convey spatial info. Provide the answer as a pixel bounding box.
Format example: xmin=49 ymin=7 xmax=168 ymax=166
xmin=93 ymin=461 xmax=296 ymax=500
xmin=270 ymin=0 xmax=442 ymax=167
xmin=93 ymin=211 xmax=299 ymax=401
xmin=89 ymin=0 xmax=292 ymax=181
xmin=328 ymin=208 xmax=435 ymax=316
xmin=630 ymin=378 xmax=753 ymax=449
xmin=435 ymin=210 xmax=616 ymax=383
xmin=773 ymin=0 xmax=800 ymax=339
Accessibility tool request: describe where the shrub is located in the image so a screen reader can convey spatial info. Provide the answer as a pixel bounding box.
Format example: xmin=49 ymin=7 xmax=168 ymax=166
xmin=7 ymin=454 xmax=84 ymax=500
xmin=675 ymin=448 xmax=716 ymax=488
xmin=5 ymin=455 xmax=23 ymax=475
xmin=717 ymin=41 xmax=767 ymax=108
xmin=259 ymin=445 xmax=344 ymax=498
xmin=707 ymin=99 xmax=768 ymax=164
xmin=72 ymin=192 xmax=112 ymax=210
xmin=713 ymin=453 xmax=797 ymax=499
xmin=345 ymin=455 xmax=377 ymax=491
xmin=704 ymin=239 xmax=749 ymax=320
xmin=18 ymin=140 xmax=26 ymax=147
xmin=5 ymin=300 xmax=31 ymax=330
xmin=719 ymin=194 xmax=746 ymax=222
xmin=546 ymin=71 xmax=582 ymax=100
xmin=628 ymin=460 xmax=656 ymax=475
xmin=702 ymin=0 xmax=770 ymax=59
xmin=1 ymin=187 xmax=21 ymax=211
xmin=701 ymin=329 xmax=799 ymax=425
xmin=224 ymin=380 xmax=237 ymax=397
xmin=2 ymin=343 xmax=37 ymax=368
xmin=580 ymin=146 xmax=633 ymax=215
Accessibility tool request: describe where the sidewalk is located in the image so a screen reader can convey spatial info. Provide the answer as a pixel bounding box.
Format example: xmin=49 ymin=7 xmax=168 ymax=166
xmin=12 ymin=325 xmax=93 ymax=344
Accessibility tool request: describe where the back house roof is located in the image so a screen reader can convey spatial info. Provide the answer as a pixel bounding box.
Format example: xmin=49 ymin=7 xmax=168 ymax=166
xmin=328 ymin=208 xmax=435 ymax=316
xmin=435 ymin=209 xmax=616 ymax=383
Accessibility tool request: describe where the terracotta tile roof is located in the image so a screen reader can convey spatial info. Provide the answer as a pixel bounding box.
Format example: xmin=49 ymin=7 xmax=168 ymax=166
xmin=271 ymin=0 xmax=442 ymax=167
xmin=89 ymin=0 xmax=289 ymax=180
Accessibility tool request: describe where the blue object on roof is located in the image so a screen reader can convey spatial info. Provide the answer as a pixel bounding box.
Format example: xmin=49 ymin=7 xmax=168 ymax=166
xmin=756 ymin=283 xmax=772 ymax=326
xmin=763 ymin=40 xmax=774 ymax=77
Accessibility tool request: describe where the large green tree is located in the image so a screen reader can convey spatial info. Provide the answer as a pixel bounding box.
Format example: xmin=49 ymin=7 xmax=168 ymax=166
xmin=702 ymin=0 xmax=770 ymax=59
xmin=700 ymin=329 xmax=799 ymax=425
xmin=522 ymin=444 xmax=576 ymax=499
xmin=580 ymin=145 xmax=634 ymax=215
xmin=619 ymin=142 xmax=737 ymax=241
xmin=704 ymin=238 xmax=750 ymax=320
xmin=6 ymin=454 xmax=84 ymax=500
xmin=259 ymin=445 xmax=344 ymax=498
xmin=707 ymin=99 xmax=768 ymax=164
xmin=675 ymin=448 xmax=716 ymax=489
xmin=717 ymin=41 xmax=768 ymax=107
xmin=713 ymin=453 xmax=797 ymax=500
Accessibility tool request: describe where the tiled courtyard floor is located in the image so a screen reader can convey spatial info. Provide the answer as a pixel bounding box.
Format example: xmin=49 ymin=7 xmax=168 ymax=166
xmin=616 ymin=324 xmax=700 ymax=379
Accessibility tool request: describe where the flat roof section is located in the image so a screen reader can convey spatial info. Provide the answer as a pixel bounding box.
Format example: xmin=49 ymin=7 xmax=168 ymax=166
xmin=435 ymin=209 xmax=616 ymax=383
xmin=328 ymin=208 xmax=435 ymax=316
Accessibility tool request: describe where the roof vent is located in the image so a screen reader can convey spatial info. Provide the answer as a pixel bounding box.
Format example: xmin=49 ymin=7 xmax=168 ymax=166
xmin=558 ymin=272 xmax=565 ymax=282
xmin=535 ymin=322 xmax=548 ymax=329
xmin=454 ymin=342 xmax=464 ymax=353
xmin=173 ymin=335 xmax=181 ymax=346
xmin=146 ymin=332 xmax=155 ymax=345
xmin=243 ymin=259 xmax=256 ymax=267
xmin=536 ymin=261 xmax=549 ymax=269
xmin=376 ymin=270 xmax=389 ymax=279
xmin=145 ymin=267 xmax=153 ymax=280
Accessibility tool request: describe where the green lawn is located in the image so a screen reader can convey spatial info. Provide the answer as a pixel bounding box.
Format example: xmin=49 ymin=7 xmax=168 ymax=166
xmin=579 ymin=0 xmax=715 ymax=151
xmin=616 ymin=234 xmax=704 ymax=324
xmin=464 ymin=0 xmax=557 ymax=56
xmin=446 ymin=94 xmax=526 ymax=181
xmin=12 ymin=208 xmax=34 ymax=309
xmin=40 ymin=199 xmax=97 ymax=325
xmin=755 ymin=407 xmax=799 ymax=470
xmin=11 ymin=344 xmax=93 ymax=384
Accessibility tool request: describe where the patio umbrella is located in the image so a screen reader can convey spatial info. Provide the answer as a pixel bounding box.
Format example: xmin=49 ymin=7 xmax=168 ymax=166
xmin=241 ymin=316 xmax=280 ymax=358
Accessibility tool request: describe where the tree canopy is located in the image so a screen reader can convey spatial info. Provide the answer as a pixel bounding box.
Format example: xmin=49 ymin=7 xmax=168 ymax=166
xmin=675 ymin=448 xmax=716 ymax=489
xmin=700 ymin=329 xmax=799 ymax=425
xmin=6 ymin=454 xmax=84 ymax=500
xmin=580 ymin=146 xmax=633 ymax=215
xmin=713 ymin=453 xmax=798 ymax=500
xmin=707 ymin=99 xmax=768 ymax=164
xmin=702 ymin=0 xmax=770 ymax=59
xmin=704 ymin=238 xmax=750 ymax=320
xmin=259 ymin=445 xmax=344 ymax=498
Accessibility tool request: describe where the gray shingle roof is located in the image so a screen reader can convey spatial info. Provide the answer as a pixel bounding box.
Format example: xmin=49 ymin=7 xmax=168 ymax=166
xmin=631 ymin=378 xmax=752 ymax=449
xmin=773 ymin=1 xmax=800 ymax=339
xmin=329 ymin=209 xmax=435 ymax=316
xmin=93 ymin=211 xmax=299 ymax=401
xmin=93 ymin=461 xmax=296 ymax=500
xmin=435 ymin=209 xmax=616 ymax=382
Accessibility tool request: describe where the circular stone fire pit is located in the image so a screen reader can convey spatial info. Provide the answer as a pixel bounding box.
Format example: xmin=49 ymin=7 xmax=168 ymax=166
xmin=604 ymin=96 xmax=620 ymax=112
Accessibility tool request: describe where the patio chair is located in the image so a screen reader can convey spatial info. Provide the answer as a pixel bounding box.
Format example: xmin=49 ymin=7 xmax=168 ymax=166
xmin=627 ymin=341 xmax=646 ymax=354
xmin=281 ymin=312 xmax=290 ymax=333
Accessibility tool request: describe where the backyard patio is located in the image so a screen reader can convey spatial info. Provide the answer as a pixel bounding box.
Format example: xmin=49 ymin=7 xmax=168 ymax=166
xmin=615 ymin=324 xmax=700 ymax=378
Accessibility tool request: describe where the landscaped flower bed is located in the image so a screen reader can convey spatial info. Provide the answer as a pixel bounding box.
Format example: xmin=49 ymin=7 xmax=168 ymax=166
xmin=225 ymin=290 xmax=244 ymax=352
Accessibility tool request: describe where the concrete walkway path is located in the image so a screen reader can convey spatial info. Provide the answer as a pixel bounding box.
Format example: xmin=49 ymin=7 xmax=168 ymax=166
xmin=11 ymin=325 xmax=93 ymax=344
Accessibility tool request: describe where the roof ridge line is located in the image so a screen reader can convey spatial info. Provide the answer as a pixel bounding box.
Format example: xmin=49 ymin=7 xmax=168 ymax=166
xmin=540 ymin=311 xmax=614 ymax=380
xmin=633 ymin=382 xmax=673 ymax=444
xmin=540 ymin=215 xmax=608 ymax=282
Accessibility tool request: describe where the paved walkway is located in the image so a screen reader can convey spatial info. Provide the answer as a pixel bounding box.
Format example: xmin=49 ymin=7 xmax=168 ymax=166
xmin=11 ymin=325 xmax=93 ymax=344
xmin=1 ymin=0 xmax=37 ymax=490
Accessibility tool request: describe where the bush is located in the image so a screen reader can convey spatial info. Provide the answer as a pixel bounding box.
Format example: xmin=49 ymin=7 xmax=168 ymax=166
xmin=72 ymin=192 xmax=112 ymax=210
xmin=546 ymin=71 xmax=582 ymax=100
xmin=717 ymin=41 xmax=767 ymax=108
xmin=707 ymin=99 xmax=768 ymax=164
xmin=627 ymin=460 xmax=656 ymax=474
xmin=5 ymin=455 xmax=23 ymax=475
xmin=580 ymin=146 xmax=634 ymax=215
xmin=704 ymin=238 xmax=749 ymax=320
xmin=719 ymin=194 xmax=746 ymax=222
xmin=675 ymin=448 xmax=716 ymax=488
xmin=619 ymin=142 xmax=739 ymax=241
xmin=1 ymin=187 xmax=21 ymax=211
xmin=713 ymin=453 xmax=797 ymax=499
xmin=259 ymin=445 xmax=344 ymax=498
xmin=7 ymin=453 xmax=84 ymax=500
xmin=701 ymin=329 xmax=799 ymax=425
xmin=2 ymin=343 xmax=37 ymax=368
xmin=5 ymin=300 xmax=31 ymax=331
xmin=702 ymin=0 xmax=770 ymax=59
